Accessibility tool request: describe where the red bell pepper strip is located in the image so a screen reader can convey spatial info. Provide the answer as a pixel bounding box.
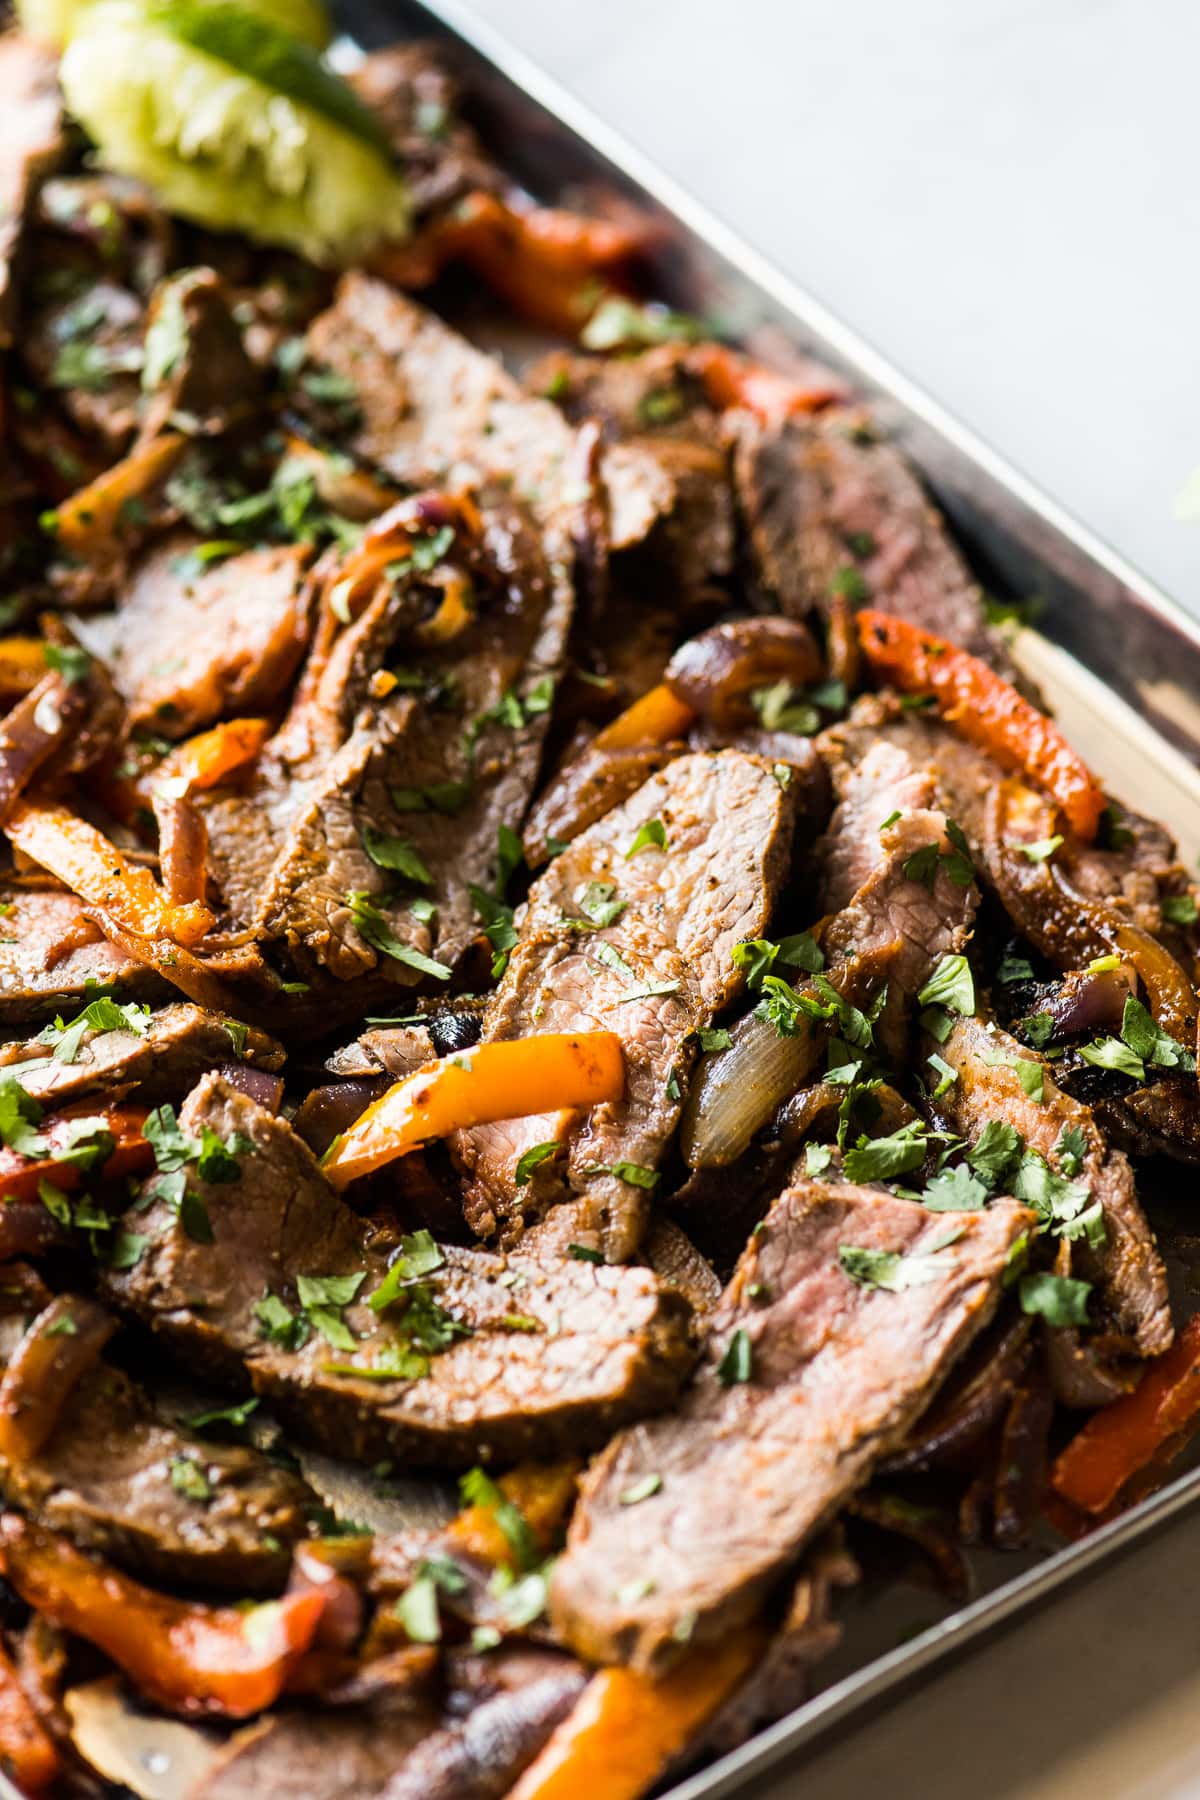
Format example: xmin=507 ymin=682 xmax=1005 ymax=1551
xmin=0 ymin=1640 xmax=58 ymax=1793
xmin=0 ymin=1104 xmax=152 ymax=1207
xmin=1051 ymin=1315 xmax=1200 ymax=1515
xmin=690 ymin=342 xmax=844 ymax=425
xmin=856 ymin=610 xmax=1107 ymax=841
xmin=0 ymin=1516 xmax=325 ymax=1717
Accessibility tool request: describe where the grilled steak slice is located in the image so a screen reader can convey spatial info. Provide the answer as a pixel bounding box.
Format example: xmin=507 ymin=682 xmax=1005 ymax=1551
xmin=203 ymin=494 xmax=570 ymax=980
xmin=732 ymin=410 xmax=1014 ymax=671
xmin=926 ymin=1011 xmax=1172 ymax=1356
xmin=0 ymin=1291 xmax=310 ymax=1591
xmin=305 ymin=275 xmax=673 ymax=554
xmin=0 ymin=35 xmax=66 ymax=347
xmin=0 ymin=887 xmax=167 ymax=1025
xmin=137 ymin=266 xmax=264 ymax=444
xmin=529 ymin=344 xmax=735 ymax=588
xmin=821 ymin=695 xmax=1194 ymax=953
xmin=105 ymin=1075 xmax=694 ymax=1466
xmin=194 ymin=1648 xmax=581 ymax=1800
xmin=551 ymin=1180 xmax=1031 ymax=1670
xmin=380 ymin=1648 xmax=588 ymax=1800
xmin=347 ymin=44 xmax=504 ymax=224
xmin=83 ymin=537 xmax=312 ymax=738
xmin=455 ymin=750 xmax=797 ymax=1258
xmin=0 ymin=1002 xmax=283 ymax=1107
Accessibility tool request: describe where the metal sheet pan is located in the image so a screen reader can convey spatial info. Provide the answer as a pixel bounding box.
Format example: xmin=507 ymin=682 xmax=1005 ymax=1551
xmin=0 ymin=10 xmax=1195 ymax=1798
xmin=328 ymin=4 xmax=1200 ymax=1796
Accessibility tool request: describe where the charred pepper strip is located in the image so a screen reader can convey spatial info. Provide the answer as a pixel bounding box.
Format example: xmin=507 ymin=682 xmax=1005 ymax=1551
xmin=0 ymin=1639 xmax=58 ymax=1794
xmin=0 ymin=1104 xmax=152 ymax=1208
xmin=322 ymin=1033 xmax=625 ymax=1189
xmin=506 ymin=1626 xmax=767 ymax=1800
xmin=856 ymin=610 xmax=1107 ymax=840
xmin=1051 ymin=1314 xmax=1200 ymax=1515
xmin=0 ymin=1516 xmax=325 ymax=1718
xmin=5 ymin=800 xmax=214 ymax=946
xmin=691 ymin=342 xmax=844 ymax=425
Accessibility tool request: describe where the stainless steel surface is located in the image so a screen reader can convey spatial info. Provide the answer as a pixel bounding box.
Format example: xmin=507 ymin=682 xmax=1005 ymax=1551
xmin=1 ymin=12 xmax=1192 ymax=1800
xmin=329 ymin=4 xmax=1200 ymax=1796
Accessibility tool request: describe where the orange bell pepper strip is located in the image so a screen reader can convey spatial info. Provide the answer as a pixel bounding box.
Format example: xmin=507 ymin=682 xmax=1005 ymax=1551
xmin=322 ymin=1032 xmax=625 ymax=1190
xmin=5 ymin=799 xmax=214 ymax=946
xmin=691 ymin=342 xmax=844 ymax=426
xmin=376 ymin=192 xmax=647 ymax=336
xmin=0 ymin=1639 xmax=59 ymax=1794
xmin=507 ymin=1626 xmax=768 ymax=1800
xmin=0 ymin=1102 xmax=152 ymax=1207
xmin=1051 ymin=1315 xmax=1200 ymax=1515
xmin=857 ymin=610 xmax=1107 ymax=841
xmin=49 ymin=431 xmax=185 ymax=557
xmin=154 ymin=718 xmax=271 ymax=796
xmin=447 ymin=1462 xmax=580 ymax=1572
xmin=592 ymin=683 xmax=696 ymax=754
xmin=0 ymin=1516 xmax=325 ymax=1718
xmin=0 ymin=638 xmax=53 ymax=701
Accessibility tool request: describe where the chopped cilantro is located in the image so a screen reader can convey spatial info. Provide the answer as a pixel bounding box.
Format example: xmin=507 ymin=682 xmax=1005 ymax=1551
xmin=696 ymin=1026 xmax=733 ymax=1053
xmin=515 ymin=1142 xmax=559 ymax=1187
xmin=169 ymin=1456 xmax=212 ymax=1503
xmin=346 ymin=890 xmax=451 ymax=981
xmin=567 ymin=1243 xmax=604 ymax=1264
xmin=459 ymin=1467 xmax=539 ymax=1570
xmin=1163 ymin=894 xmax=1198 ymax=926
xmin=917 ymin=955 xmax=975 ymax=1017
xmin=1018 ymin=1271 xmax=1092 ymax=1327
xmin=619 ymin=1473 xmax=663 ymax=1506
xmin=361 ymin=828 xmax=434 ymax=886
xmin=584 ymin=1161 xmax=660 ymax=1189
xmin=1007 ymin=835 xmax=1064 ymax=862
xmin=624 ymin=818 xmax=669 ymax=859
xmin=922 ymin=1163 xmax=988 ymax=1212
xmin=715 ymin=1327 xmax=753 ymax=1385
xmin=842 ymin=1120 xmax=931 ymax=1183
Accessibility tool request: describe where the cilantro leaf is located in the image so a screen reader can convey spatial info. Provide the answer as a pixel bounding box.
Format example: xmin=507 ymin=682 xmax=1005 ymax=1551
xmin=347 ymin=890 xmax=451 ymax=981
xmin=917 ymin=955 xmax=976 ymax=1017
xmin=1018 ymin=1271 xmax=1092 ymax=1327
xmin=361 ymin=827 xmax=434 ymax=886
xmin=624 ymin=818 xmax=668 ymax=859
xmin=514 ymin=1142 xmax=559 ymax=1187
xmin=715 ymin=1327 xmax=753 ymax=1385
xmin=842 ymin=1120 xmax=930 ymax=1183
xmin=921 ymin=1164 xmax=988 ymax=1211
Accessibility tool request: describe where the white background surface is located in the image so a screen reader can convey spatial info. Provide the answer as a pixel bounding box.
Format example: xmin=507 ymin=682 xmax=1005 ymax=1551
xmin=469 ymin=0 xmax=1199 ymax=618
xmin=461 ymin=3 xmax=1200 ymax=1794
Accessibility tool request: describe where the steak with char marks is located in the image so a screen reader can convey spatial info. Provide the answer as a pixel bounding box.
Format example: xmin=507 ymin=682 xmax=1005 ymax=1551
xmin=105 ymin=1075 xmax=694 ymax=1466
xmin=305 ymin=276 xmax=673 ymax=556
xmin=203 ymin=492 xmax=570 ymax=981
xmin=550 ymin=1179 xmax=1031 ymax=1671
xmin=927 ymin=1011 xmax=1172 ymax=1355
xmin=0 ymin=1281 xmax=310 ymax=1591
xmin=0 ymin=1002 xmax=283 ymax=1107
xmin=732 ymin=410 xmax=1015 ymax=673
xmin=454 ymin=750 xmax=797 ymax=1259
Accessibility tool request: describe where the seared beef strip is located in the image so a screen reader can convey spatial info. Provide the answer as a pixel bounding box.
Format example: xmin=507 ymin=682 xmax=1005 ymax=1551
xmin=0 ymin=35 xmax=66 ymax=346
xmin=305 ymin=275 xmax=674 ymax=555
xmin=80 ymin=537 xmax=313 ymax=738
xmin=194 ymin=1647 xmax=583 ymax=1800
xmin=203 ymin=493 xmax=570 ymax=982
xmin=136 ymin=265 xmax=264 ymax=444
xmin=454 ymin=750 xmax=797 ymax=1258
xmin=821 ymin=694 xmax=1196 ymax=958
xmin=926 ymin=1010 xmax=1172 ymax=1356
xmin=529 ymin=344 xmax=736 ymax=589
xmin=0 ymin=887 xmax=168 ymax=1024
xmin=347 ymin=44 xmax=505 ymax=224
xmin=0 ymin=1289 xmax=311 ymax=1591
xmin=105 ymin=1075 xmax=694 ymax=1466
xmin=550 ymin=1179 xmax=1031 ymax=1670
xmin=0 ymin=1002 xmax=283 ymax=1107
xmin=732 ymin=409 xmax=1015 ymax=673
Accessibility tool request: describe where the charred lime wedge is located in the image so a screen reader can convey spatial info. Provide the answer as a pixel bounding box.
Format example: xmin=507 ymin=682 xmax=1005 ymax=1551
xmin=58 ymin=0 xmax=407 ymax=262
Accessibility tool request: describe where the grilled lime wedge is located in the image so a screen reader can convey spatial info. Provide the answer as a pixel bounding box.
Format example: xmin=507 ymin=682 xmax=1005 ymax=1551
xmin=58 ymin=0 xmax=407 ymax=262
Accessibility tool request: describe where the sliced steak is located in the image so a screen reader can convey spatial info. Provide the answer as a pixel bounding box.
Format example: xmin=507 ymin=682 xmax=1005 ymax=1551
xmin=347 ymin=44 xmax=503 ymax=223
xmin=192 ymin=1678 xmax=437 ymax=1799
xmin=0 ymin=1002 xmax=283 ymax=1107
xmin=821 ymin=694 xmax=1191 ymax=950
xmin=0 ymin=35 xmax=66 ymax=347
xmin=732 ymin=410 xmax=1013 ymax=671
xmin=454 ymin=750 xmax=797 ymax=1258
xmin=23 ymin=275 xmax=146 ymax=450
xmin=529 ymin=344 xmax=735 ymax=588
xmin=380 ymin=1648 xmax=588 ymax=1800
xmin=105 ymin=1075 xmax=694 ymax=1466
xmin=0 ymin=1291 xmax=310 ymax=1591
xmin=81 ymin=537 xmax=313 ymax=739
xmin=137 ymin=265 xmax=264 ymax=444
xmin=926 ymin=1011 xmax=1172 ymax=1355
xmin=203 ymin=494 xmax=570 ymax=981
xmin=550 ymin=1179 xmax=1031 ymax=1670
xmin=0 ymin=886 xmax=167 ymax=1025
xmin=305 ymin=275 xmax=673 ymax=554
